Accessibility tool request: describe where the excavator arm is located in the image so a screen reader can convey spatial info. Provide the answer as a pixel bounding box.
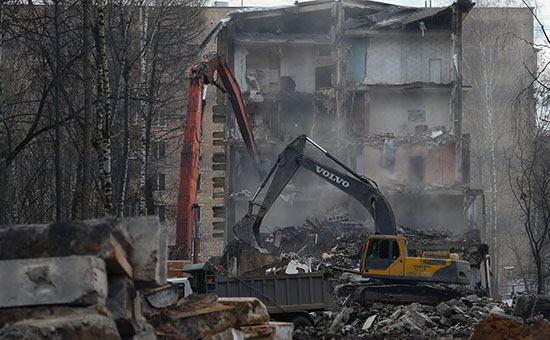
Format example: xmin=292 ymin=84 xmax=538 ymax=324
xmin=174 ymin=53 xmax=263 ymax=260
xmin=233 ymin=135 xmax=396 ymax=252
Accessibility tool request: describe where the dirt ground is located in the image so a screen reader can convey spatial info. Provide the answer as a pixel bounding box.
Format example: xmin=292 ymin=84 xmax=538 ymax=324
xmin=470 ymin=316 xmax=550 ymax=340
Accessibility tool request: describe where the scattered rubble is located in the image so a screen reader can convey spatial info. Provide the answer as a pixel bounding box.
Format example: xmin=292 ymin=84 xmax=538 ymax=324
xmin=224 ymin=207 xmax=529 ymax=339
xmin=0 ymin=217 xmax=293 ymax=340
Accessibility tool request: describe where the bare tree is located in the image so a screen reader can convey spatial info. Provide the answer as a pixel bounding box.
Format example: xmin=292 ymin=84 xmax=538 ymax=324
xmin=508 ymin=1 xmax=550 ymax=293
xmin=0 ymin=0 xmax=205 ymax=224
xmin=509 ymin=120 xmax=550 ymax=294
xmin=462 ymin=1 xmax=537 ymax=293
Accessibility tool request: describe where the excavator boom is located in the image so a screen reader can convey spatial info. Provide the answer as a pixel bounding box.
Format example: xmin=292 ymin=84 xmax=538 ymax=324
xmin=174 ymin=53 xmax=263 ymax=260
xmin=232 ymin=134 xmax=396 ymax=251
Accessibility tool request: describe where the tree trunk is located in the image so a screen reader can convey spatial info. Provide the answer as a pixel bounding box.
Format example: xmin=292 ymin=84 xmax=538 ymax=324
xmin=144 ymin=42 xmax=159 ymax=215
xmin=95 ymin=0 xmax=113 ymax=216
xmin=537 ymin=256 xmax=545 ymax=294
xmin=81 ymin=0 xmax=93 ymax=219
xmin=119 ymin=64 xmax=130 ymax=217
xmin=489 ymin=131 xmax=499 ymax=293
xmin=0 ymin=0 xmax=7 ymax=224
xmin=54 ymin=0 xmax=63 ymax=220
xmin=138 ymin=4 xmax=149 ymax=215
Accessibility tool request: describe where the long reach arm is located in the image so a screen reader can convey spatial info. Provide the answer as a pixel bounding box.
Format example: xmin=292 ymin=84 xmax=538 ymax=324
xmin=233 ymin=135 xmax=396 ymax=252
xmin=174 ymin=53 xmax=263 ymax=260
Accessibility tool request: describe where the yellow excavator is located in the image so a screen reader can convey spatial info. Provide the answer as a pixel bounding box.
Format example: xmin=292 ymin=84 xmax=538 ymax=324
xmin=233 ymin=135 xmax=471 ymax=304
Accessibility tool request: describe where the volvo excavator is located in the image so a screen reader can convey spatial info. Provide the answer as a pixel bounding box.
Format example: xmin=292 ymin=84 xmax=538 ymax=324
xmin=232 ymin=135 xmax=472 ymax=304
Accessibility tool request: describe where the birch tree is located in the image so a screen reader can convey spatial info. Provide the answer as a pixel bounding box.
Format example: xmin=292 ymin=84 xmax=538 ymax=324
xmin=462 ymin=2 xmax=536 ymax=292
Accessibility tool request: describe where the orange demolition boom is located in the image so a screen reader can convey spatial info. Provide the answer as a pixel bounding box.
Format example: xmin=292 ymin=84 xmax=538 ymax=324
xmin=173 ymin=53 xmax=263 ymax=260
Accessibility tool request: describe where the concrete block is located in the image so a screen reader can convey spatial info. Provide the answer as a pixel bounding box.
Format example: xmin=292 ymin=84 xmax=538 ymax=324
xmin=0 ymin=256 xmax=107 ymax=308
xmin=132 ymin=323 xmax=157 ymax=340
xmin=144 ymin=285 xmax=179 ymax=309
xmin=121 ymin=216 xmax=167 ymax=286
xmin=0 ymin=305 xmax=108 ymax=327
xmin=161 ymin=293 xmax=237 ymax=340
xmin=0 ymin=313 xmax=120 ymax=340
xmin=107 ymin=275 xmax=137 ymax=336
xmin=217 ymin=297 xmax=269 ymax=326
xmin=240 ymin=322 xmax=294 ymax=340
xmin=168 ymin=305 xmax=238 ymax=340
xmin=207 ymin=328 xmax=245 ymax=340
xmin=0 ymin=219 xmax=133 ymax=277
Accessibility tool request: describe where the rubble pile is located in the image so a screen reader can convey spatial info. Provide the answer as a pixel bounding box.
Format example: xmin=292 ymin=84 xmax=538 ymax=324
xmin=399 ymin=226 xmax=488 ymax=266
xmin=0 ymin=217 xmax=293 ymax=340
xmin=305 ymin=295 xmax=520 ymax=340
xmin=259 ymin=207 xmax=488 ymax=273
xmin=149 ymin=294 xmax=293 ymax=340
xmin=262 ymin=207 xmax=367 ymax=259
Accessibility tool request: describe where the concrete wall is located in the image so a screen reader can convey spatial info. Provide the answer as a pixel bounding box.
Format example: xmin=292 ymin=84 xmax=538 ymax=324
xmin=362 ymin=141 xmax=457 ymax=186
xmin=234 ymin=44 xmax=316 ymax=93
xmin=368 ymin=88 xmax=451 ymax=135
xmin=365 ymin=33 xmax=452 ymax=85
xmin=388 ymin=193 xmax=465 ymax=233
xmin=280 ymin=46 xmax=316 ymax=93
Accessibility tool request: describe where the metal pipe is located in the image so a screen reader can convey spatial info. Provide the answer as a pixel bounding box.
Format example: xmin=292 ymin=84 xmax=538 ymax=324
xmin=250 ymin=157 xmax=279 ymax=202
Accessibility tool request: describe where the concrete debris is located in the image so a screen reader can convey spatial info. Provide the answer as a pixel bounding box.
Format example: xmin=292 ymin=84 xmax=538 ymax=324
xmin=0 ymin=219 xmax=133 ymax=276
xmin=303 ymin=295 xmax=521 ymax=339
xmin=217 ymin=297 xmax=270 ymax=326
xmin=513 ymin=294 xmax=550 ymax=320
xmin=0 ymin=217 xmax=291 ymax=340
xmin=0 ymin=255 xmax=108 ymax=308
xmin=121 ymin=216 xmax=167 ymax=287
xmin=0 ymin=313 xmax=120 ymax=340
xmin=256 ymin=207 xmax=488 ymax=280
xmin=361 ymin=315 xmax=376 ymax=331
xmin=205 ymin=322 xmax=294 ymax=340
xmin=106 ymin=274 xmax=138 ymax=336
xmin=143 ymin=285 xmax=179 ymax=309
xmin=150 ymin=294 xmax=291 ymax=340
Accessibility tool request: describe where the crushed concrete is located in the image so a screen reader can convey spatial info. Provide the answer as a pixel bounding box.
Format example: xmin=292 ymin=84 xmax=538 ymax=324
xmin=302 ymin=296 xmax=517 ymax=339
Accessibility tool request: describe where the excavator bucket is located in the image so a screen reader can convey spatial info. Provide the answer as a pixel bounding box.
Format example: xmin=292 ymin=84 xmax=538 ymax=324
xmin=232 ymin=214 xmax=268 ymax=254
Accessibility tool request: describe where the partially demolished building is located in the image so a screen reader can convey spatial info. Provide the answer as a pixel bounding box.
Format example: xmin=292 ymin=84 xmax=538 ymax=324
xmin=203 ymin=0 xmax=482 ymax=252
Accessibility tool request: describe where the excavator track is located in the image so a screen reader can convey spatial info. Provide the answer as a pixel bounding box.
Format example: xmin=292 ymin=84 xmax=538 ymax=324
xmin=354 ymin=283 xmax=462 ymax=305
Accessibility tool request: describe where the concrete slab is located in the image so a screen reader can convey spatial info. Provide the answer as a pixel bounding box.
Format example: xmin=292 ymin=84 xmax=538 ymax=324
xmin=121 ymin=216 xmax=167 ymax=286
xmin=207 ymin=328 xmax=245 ymax=340
xmin=107 ymin=275 xmax=137 ymax=336
xmin=152 ymin=294 xmax=237 ymax=340
xmin=0 ymin=313 xmax=120 ymax=340
xmin=168 ymin=305 xmax=238 ymax=340
xmin=144 ymin=285 xmax=179 ymax=309
xmin=217 ymin=297 xmax=269 ymax=326
xmin=0 ymin=219 xmax=133 ymax=277
xmin=0 ymin=305 xmax=106 ymax=326
xmin=240 ymin=322 xmax=294 ymax=340
xmin=0 ymin=256 xmax=108 ymax=308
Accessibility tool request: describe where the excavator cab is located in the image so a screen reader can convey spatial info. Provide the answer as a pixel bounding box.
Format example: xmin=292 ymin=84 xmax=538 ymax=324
xmin=361 ymin=236 xmax=406 ymax=277
xmin=360 ymin=235 xmax=471 ymax=285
